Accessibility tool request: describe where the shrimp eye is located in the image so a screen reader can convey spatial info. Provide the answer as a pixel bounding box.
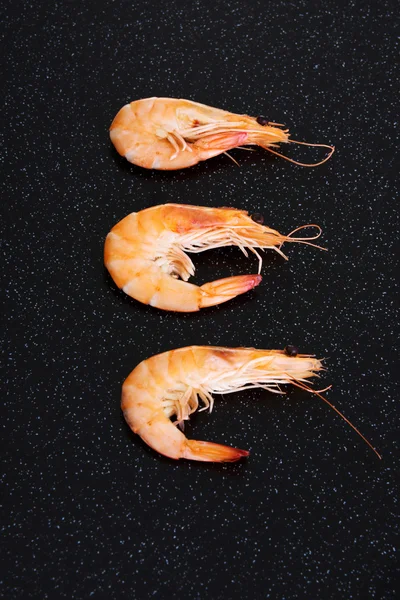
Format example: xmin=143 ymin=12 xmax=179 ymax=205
xmin=284 ymin=345 xmax=298 ymax=357
xmin=251 ymin=213 xmax=264 ymax=225
xmin=256 ymin=115 xmax=269 ymax=126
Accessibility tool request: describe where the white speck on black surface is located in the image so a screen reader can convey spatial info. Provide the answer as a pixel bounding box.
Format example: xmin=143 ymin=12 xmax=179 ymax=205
xmin=2 ymin=1 xmax=399 ymax=599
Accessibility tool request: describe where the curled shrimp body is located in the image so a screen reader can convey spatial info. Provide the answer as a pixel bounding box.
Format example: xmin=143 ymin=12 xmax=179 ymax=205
xmin=110 ymin=97 xmax=335 ymax=170
xmin=122 ymin=346 xmax=380 ymax=462
xmin=104 ymin=204 xmax=324 ymax=312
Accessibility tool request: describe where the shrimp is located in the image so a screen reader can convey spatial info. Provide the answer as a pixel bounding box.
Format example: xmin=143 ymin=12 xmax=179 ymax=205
xmin=104 ymin=203 xmax=325 ymax=312
xmin=109 ymin=97 xmax=335 ymax=170
xmin=122 ymin=345 xmax=381 ymax=462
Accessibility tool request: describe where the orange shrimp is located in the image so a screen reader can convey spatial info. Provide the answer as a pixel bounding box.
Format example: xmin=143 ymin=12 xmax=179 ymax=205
xmin=104 ymin=204 xmax=325 ymax=312
xmin=109 ymin=97 xmax=335 ymax=170
xmin=122 ymin=345 xmax=381 ymax=462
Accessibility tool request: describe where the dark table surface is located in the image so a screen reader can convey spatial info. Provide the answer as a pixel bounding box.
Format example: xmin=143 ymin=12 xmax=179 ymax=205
xmin=2 ymin=1 xmax=399 ymax=598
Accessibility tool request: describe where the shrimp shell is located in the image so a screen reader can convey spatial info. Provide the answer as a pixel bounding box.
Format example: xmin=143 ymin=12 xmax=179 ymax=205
xmin=122 ymin=345 xmax=323 ymax=462
xmin=122 ymin=345 xmax=381 ymax=462
xmin=104 ymin=204 xmax=325 ymax=312
xmin=110 ymin=97 xmax=334 ymax=170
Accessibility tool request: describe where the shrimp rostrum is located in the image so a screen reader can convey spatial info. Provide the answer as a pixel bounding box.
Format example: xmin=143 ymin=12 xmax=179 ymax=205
xmin=110 ymin=97 xmax=335 ymax=170
xmin=122 ymin=345 xmax=381 ymax=462
xmin=104 ymin=204 xmax=324 ymax=312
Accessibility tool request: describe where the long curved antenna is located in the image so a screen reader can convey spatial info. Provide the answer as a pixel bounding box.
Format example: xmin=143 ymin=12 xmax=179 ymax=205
xmin=289 ymin=378 xmax=382 ymax=459
xmin=284 ymin=224 xmax=327 ymax=251
xmin=265 ymin=141 xmax=335 ymax=167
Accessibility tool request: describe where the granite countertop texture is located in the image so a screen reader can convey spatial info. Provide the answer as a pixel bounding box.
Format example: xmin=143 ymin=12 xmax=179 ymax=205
xmin=2 ymin=1 xmax=399 ymax=598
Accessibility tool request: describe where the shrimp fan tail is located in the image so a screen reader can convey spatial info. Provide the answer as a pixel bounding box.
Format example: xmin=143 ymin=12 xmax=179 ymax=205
xmin=196 ymin=131 xmax=248 ymax=152
xmin=199 ymin=274 xmax=261 ymax=308
xmin=183 ymin=439 xmax=249 ymax=462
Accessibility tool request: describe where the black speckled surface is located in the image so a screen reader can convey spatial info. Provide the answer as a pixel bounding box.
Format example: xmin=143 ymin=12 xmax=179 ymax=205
xmin=2 ymin=1 xmax=399 ymax=598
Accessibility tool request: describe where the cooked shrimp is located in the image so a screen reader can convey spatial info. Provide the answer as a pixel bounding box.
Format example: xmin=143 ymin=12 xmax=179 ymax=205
xmin=104 ymin=203 xmax=325 ymax=312
xmin=110 ymin=97 xmax=335 ymax=170
xmin=122 ymin=345 xmax=381 ymax=462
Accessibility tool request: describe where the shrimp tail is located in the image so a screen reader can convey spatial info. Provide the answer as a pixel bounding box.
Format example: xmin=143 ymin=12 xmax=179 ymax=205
xmin=199 ymin=274 xmax=261 ymax=308
xmin=196 ymin=131 xmax=247 ymax=152
xmin=183 ymin=439 xmax=249 ymax=462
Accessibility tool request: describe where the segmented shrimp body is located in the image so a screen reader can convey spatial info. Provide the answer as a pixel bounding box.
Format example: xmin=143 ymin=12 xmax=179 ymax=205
xmin=122 ymin=345 xmax=325 ymax=462
xmin=110 ymin=97 xmax=334 ymax=170
xmin=104 ymin=204 xmax=324 ymax=312
xmin=123 ymin=345 xmax=381 ymax=462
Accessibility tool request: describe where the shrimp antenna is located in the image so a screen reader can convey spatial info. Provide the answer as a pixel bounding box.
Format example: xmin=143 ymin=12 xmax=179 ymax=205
xmin=223 ymin=152 xmax=240 ymax=167
xmin=284 ymin=224 xmax=327 ymax=251
xmin=264 ymin=141 xmax=335 ymax=167
xmin=223 ymin=146 xmax=258 ymax=166
xmin=288 ymin=377 xmax=382 ymax=459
